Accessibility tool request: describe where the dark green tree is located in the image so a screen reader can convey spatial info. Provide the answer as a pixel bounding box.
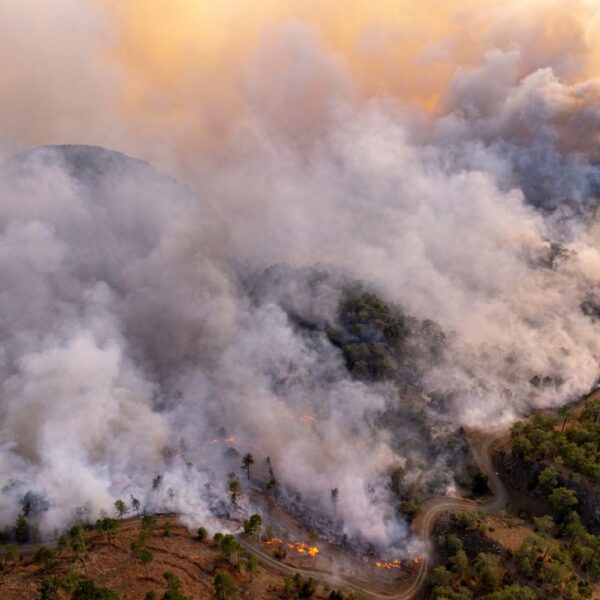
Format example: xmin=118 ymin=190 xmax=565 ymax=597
xmin=241 ymin=453 xmax=254 ymax=480
xmin=114 ymin=499 xmax=129 ymax=519
xmin=14 ymin=513 xmax=31 ymax=543
xmin=214 ymin=572 xmax=237 ymax=600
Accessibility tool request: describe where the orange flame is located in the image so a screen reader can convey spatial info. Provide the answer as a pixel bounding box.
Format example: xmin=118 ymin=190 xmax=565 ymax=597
xmin=375 ymin=559 xmax=402 ymax=569
xmin=298 ymin=414 xmax=315 ymax=423
xmin=264 ymin=537 xmax=285 ymax=545
xmin=264 ymin=538 xmax=319 ymax=557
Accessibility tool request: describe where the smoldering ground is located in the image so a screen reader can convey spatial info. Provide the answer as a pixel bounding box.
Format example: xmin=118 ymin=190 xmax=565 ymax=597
xmin=1 ymin=1 xmax=600 ymax=556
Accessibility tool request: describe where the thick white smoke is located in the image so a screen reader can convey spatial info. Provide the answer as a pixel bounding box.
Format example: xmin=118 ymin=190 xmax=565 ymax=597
xmin=1 ymin=12 xmax=600 ymax=555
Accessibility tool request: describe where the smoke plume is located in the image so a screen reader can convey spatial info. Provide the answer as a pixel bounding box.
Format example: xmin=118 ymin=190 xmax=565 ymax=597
xmin=1 ymin=0 xmax=600 ymax=554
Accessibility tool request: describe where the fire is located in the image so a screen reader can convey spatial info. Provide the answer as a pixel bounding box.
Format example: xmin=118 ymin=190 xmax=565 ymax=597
xmin=298 ymin=414 xmax=315 ymax=423
xmin=264 ymin=537 xmax=285 ymax=545
xmin=375 ymin=559 xmax=403 ymax=569
xmin=209 ymin=435 xmax=236 ymax=445
xmin=264 ymin=538 xmax=319 ymax=557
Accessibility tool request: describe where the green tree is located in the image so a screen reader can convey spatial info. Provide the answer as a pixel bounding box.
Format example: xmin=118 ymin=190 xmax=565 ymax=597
xmin=61 ymin=567 xmax=81 ymax=593
xmin=558 ymin=405 xmax=571 ymax=432
xmin=39 ymin=575 xmax=60 ymax=600
xmin=67 ymin=524 xmax=89 ymax=577
xmin=446 ymin=533 xmax=464 ymax=554
xmin=487 ymin=584 xmax=537 ymax=600
xmin=581 ymin=399 xmax=600 ymax=423
xmin=548 ymin=487 xmax=578 ymax=518
xmin=34 ymin=546 xmax=55 ymax=569
xmin=398 ymin=499 xmax=420 ymax=521
xmin=139 ymin=548 xmax=154 ymax=577
xmin=455 ymin=511 xmax=475 ymax=529
xmin=228 ymin=478 xmax=242 ymax=511
xmin=243 ymin=513 xmax=263 ymax=540
xmin=448 ymin=549 xmax=469 ymax=575
xmin=162 ymin=571 xmax=192 ymax=600
xmin=142 ymin=514 xmax=157 ymax=533
xmin=220 ymin=534 xmax=240 ymax=566
xmin=538 ymin=466 xmax=559 ymax=492
xmin=95 ymin=517 xmax=119 ymax=544
xmin=430 ymin=565 xmax=453 ymax=586
xmin=474 ymin=552 xmax=503 ymax=590
xmin=131 ymin=496 xmax=141 ymax=513
xmin=72 ymin=579 xmax=119 ymax=599
xmin=197 ymin=526 xmax=208 ymax=542
xmin=214 ymin=572 xmax=237 ymax=600
xmin=14 ymin=513 xmax=31 ymax=543
xmin=114 ymin=499 xmax=129 ymax=519
xmin=245 ymin=553 xmax=258 ymax=580
xmin=5 ymin=544 xmax=19 ymax=563
xmin=533 ymin=515 xmax=555 ymax=558
xmin=241 ymin=453 xmax=254 ymax=480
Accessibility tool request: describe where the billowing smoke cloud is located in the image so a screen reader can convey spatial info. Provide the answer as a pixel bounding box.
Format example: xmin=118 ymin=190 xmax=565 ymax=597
xmin=1 ymin=0 xmax=600 ymax=555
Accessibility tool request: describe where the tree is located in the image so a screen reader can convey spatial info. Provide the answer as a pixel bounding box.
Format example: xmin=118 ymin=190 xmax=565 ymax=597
xmin=39 ymin=575 xmax=60 ymax=600
xmin=4 ymin=544 xmax=19 ymax=564
xmin=533 ymin=515 xmax=555 ymax=560
xmin=245 ymin=553 xmax=258 ymax=579
xmin=331 ymin=488 xmax=339 ymax=511
xmin=398 ymin=499 xmax=420 ymax=521
xmin=558 ymin=405 xmax=571 ymax=432
xmin=14 ymin=513 xmax=31 ymax=543
xmin=142 ymin=514 xmax=157 ymax=533
xmin=152 ymin=474 xmax=163 ymax=490
xmin=21 ymin=491 xmax=49 ymax=517
xmin=197 ymin=526 xmax=208 ymax=542
xmin=34 ymin=546 xmax=55 ymax=569
xmin=131 ymin=496 xmax=141 ymax=513
xmin=139 ymin=548 xmax=154 ymax=578
xmin=220 ymin=534 xmax=240 ymax=566
xmin=243 ymin=514 xmax=263 ymax=541
xmin=68 ymin=524 xmax=89 ymax=577
xmin=214 ymin=572 xmax=237 ymax=600
xmin=449 ymin=550 xmax=469 ymax=575
xmin=95 ymin=517 xmax=119 ymax=544
xmin=582 ymin=399 xmax=600 ymax=423
xmin=430 ymin=565 xmax=453 ymax=586
xmin=548 ymin=487 xmax=578 ymax=518
xmin=229 ymin=478 xmax=242 ymax=511
xmin=538 ymin=466 xmax=559 ymax=492
xmin=62 ymin=567 xmax=81 ymax=593
xmin=163 ymin=571 xmax=192 ymax=600
xmin=487 ymin=585 xmax=537 ymax=600
xmin=474 ymin=552 xmax=503 ymax=590
xmin=265 ymin=456 xmax=278 ymax=498
xmin=72 ymin=579 xmax=119 ymax=599
xmin=241 ymin=453 xmax=254 ymax=480
xmin=114 ymin=499 xmax=129 ymax=519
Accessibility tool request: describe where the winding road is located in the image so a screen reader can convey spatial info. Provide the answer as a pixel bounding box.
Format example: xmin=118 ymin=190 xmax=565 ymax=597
xmin=238 ymin=428 xmax=511 ymax=600
xmin=9 ymin=430 xmax=510 ymax=599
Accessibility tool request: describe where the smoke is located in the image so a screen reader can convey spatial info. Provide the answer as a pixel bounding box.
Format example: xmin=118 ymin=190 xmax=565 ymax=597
xmin=1 ymin=0 xmax=600 ymax=554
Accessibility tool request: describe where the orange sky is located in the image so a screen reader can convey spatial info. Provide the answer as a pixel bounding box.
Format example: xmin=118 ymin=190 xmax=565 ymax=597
xmin=1 ymin=0 xmax=598 ymax=167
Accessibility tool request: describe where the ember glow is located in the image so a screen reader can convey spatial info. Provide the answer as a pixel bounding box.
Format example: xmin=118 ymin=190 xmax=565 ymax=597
xmin=375 ymin=559 xmax=403 ymax=570
xmin=2 ymin=0 xmax=600 ymax=561
xmin=264 ymin=538 xmax=320 ymax=557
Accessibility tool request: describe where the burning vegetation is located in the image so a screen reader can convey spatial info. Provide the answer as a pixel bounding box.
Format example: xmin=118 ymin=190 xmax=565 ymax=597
xmin=264 ymin=537 xmax=320 ymax=557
